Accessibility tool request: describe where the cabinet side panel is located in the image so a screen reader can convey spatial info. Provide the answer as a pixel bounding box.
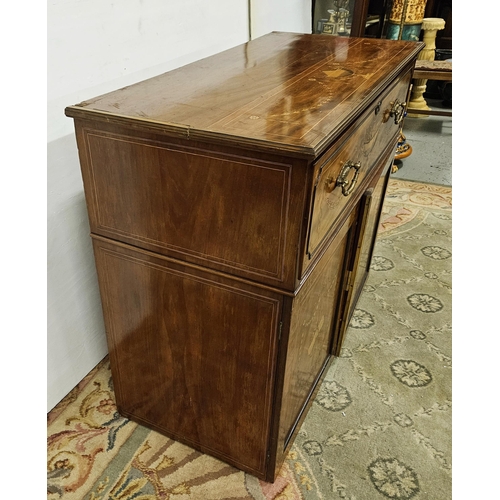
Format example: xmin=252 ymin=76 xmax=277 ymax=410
xmin=83 ymin=130 xmax=294 ymax=283
xmin=93 ymin=239 xmax=281 ymax=477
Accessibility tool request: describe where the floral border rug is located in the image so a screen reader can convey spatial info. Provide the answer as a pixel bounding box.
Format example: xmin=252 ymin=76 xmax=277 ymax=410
xmin=48 ymin=178 xmax=452 ymax=500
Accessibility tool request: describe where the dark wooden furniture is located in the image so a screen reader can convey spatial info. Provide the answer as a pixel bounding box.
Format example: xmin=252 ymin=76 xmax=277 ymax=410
xmin=65 ymin=32 xmax=422 ymax=482
xmin=349 ymin=0 xmax=386 ymax=38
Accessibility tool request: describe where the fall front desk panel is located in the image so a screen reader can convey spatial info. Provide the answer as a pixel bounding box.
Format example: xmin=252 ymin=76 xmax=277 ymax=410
xmin=66 ymin=32 xmax=422 ymax=481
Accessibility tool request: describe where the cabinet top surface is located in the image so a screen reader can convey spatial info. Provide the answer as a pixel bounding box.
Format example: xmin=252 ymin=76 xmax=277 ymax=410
xmin=66 ymin=32 xmax=422 ymax=158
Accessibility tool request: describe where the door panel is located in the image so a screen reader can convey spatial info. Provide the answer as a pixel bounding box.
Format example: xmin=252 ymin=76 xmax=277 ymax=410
xmin=332 ymin=155 xmax=392 ymax=355
xmin=278 ymin=208 xmax=358 ymax=456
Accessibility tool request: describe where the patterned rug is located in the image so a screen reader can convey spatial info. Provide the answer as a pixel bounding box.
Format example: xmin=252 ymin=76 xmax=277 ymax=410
xmin=47 ymin=178 xmax=452 ymax=500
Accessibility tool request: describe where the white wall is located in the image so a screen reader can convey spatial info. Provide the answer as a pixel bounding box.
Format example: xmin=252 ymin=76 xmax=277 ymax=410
xmin=250 ymin=0 xmax=312 ymax=39
xmin=47 ymin=0 xmax=311 ymax=411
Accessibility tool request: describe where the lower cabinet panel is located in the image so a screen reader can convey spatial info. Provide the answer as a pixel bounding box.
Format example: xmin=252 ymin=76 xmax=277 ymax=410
xmin=92 ymin=238 xmax=282 ymax=478
xmin=277 ymin=208 xmax=358 ymax=464
xmin=92 ymin=203 xmax=359 ymax=481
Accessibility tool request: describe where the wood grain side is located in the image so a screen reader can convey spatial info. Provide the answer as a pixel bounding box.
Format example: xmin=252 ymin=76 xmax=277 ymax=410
xmin=74 ymin=121 xmax=310 ymax=290
xmin=93 ymin=237 xmax=283 ymax=478
xmin=66 ymin=33 xmax=423 ymax=157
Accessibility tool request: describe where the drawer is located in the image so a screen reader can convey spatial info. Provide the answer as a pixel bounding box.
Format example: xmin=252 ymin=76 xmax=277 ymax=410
xmin=305 ymin=68 xmax=412 ymax=261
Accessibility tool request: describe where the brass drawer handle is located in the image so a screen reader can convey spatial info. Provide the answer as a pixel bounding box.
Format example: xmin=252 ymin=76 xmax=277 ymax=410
xmin=389 ymin=98 xmax=406 ymax=125
xmin=326 ymin=160 xmax=361 ymax=196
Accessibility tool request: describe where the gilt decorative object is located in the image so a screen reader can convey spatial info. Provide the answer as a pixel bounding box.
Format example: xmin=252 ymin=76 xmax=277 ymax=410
xmin=386 ymin=0 xmax=428 ymax=41
xmin=386 ymin=0 xmax=428 ymax=166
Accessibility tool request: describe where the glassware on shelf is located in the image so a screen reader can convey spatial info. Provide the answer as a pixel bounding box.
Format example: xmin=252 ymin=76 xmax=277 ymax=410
xmin=322 ymin=9 xmax=339 ymax=35
xmin=320 ymin=0 xmax=350 ymax=36
xmin=338 ymin=8 xmax=349 ymax=34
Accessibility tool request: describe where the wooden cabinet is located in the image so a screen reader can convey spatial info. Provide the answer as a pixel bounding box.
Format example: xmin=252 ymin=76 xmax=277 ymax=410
xmin=66 ymin=32 xmax=422 ymax=482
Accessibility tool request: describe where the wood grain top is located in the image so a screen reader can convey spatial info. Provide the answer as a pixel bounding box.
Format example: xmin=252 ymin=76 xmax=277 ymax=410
xmin=65 ymin=32 xmax=423 ymax=158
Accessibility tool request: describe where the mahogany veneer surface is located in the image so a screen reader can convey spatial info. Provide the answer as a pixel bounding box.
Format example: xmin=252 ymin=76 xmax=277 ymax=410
xmin=67 ymin=32 xmax=421 ymax=157
xmin=66 ymin=32 xmax=422 ymax=482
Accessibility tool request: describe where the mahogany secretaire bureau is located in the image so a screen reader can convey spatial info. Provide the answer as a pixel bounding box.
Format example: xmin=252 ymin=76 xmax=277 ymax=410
xmin=65 ymin=32 xmax=422 ymax=482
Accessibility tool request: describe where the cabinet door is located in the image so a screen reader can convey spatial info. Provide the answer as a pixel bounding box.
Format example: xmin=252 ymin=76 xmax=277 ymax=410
xmin=92 ymin=238 xmax=282 ymax=479
xmin=276 ymin=207 xmax=358 ymax=467
xmin=332 ymin=155 xmax=392 ymax=356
